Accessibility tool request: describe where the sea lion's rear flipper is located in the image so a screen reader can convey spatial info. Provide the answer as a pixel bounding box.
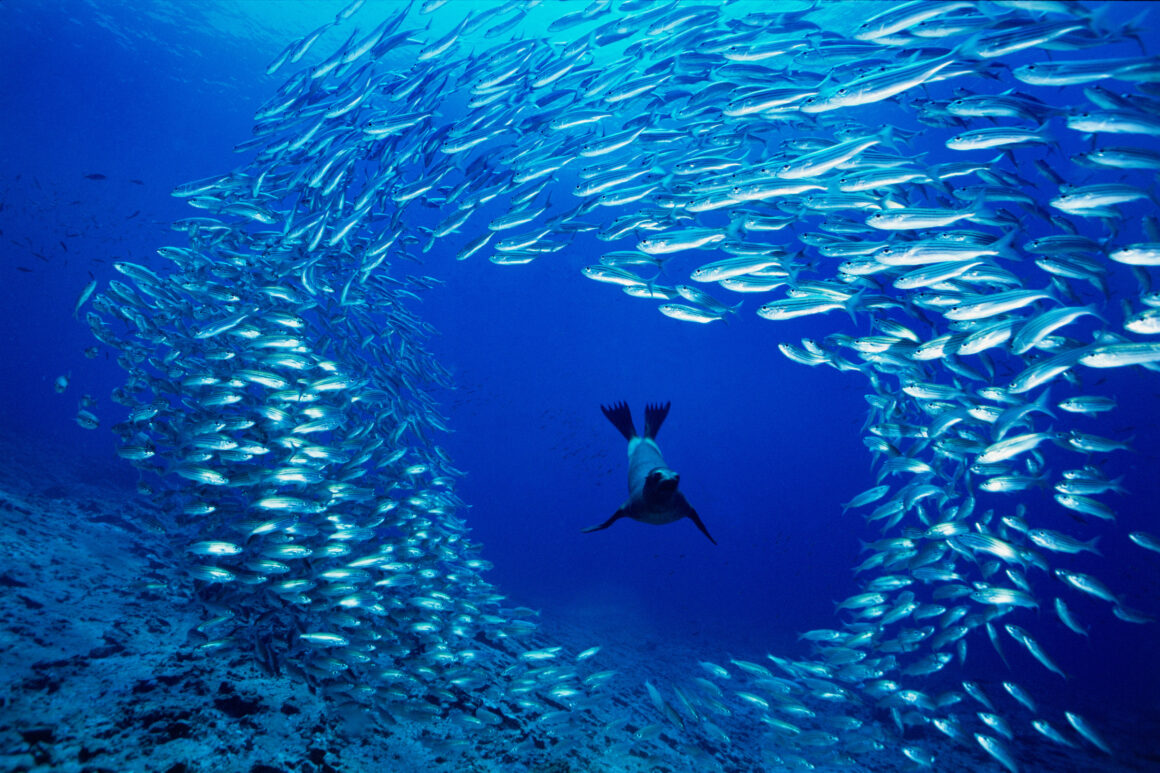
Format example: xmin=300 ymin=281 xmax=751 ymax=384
xmin=581 ymin=508 xmax=628 ymax=534
xmin=687 ymin=508 xmax=717 ymax=545
xmin=643 ymin=401 xmax=671 ymax=439
xmin=601 ymin=402 xmax=636 ymax=440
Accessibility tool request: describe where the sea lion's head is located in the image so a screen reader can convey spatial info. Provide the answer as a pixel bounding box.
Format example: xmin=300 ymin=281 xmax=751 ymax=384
xmin=645 ymin=467 xmax=680 ymax=499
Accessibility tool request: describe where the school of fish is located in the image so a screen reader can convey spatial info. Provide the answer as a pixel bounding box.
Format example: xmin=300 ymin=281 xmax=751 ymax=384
xmin=79 ymin=0 xmax=1160 ymax=769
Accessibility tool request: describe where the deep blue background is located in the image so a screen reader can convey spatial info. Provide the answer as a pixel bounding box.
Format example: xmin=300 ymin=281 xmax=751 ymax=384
xmin=2 ymin=0 xmax=1158 ymax=736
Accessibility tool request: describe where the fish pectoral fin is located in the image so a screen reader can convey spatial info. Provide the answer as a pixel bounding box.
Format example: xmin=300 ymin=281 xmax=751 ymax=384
xmin=686 ymin=507 xmax=717 ymax=545
xmin=581 ymin=508 xmax=627 ymax=534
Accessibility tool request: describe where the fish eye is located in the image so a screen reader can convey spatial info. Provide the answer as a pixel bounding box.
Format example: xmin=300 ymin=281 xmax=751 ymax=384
xmin=837 ymin=88 xmax=847 ymax=94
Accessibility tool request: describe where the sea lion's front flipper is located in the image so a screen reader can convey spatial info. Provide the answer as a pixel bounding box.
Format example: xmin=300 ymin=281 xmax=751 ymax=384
xmin=687 ymin=508 xmax=717 ymax=545
xmin=581 ymin=508 xmax=628 ymax=534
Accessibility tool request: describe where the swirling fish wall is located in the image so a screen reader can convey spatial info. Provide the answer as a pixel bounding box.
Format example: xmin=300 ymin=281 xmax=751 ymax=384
xmin=87 ymin=1 xmax=1160 ymax=769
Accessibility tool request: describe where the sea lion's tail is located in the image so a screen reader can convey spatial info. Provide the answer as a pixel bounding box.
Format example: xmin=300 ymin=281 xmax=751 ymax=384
xmin=601 ymin=402 xmax=636 ymax=440
xmin=643 ymin=401 xmax=671 ymax=439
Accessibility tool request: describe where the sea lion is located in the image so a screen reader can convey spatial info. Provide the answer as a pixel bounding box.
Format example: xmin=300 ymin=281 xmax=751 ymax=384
xmin=582 ymin=401 xmax=716 ymax=544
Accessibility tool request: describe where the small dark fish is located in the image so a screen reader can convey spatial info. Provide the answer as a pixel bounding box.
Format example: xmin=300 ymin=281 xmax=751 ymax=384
xmin=126 ymin=210 xmax=140 ymax=219
xmin=84 ymin=173 xmax=107 ymax=180
xmin=129 ymin=179 xmax=144 ymax=185
xmin=59 ymin=240 xmax=68 ymax=252
xmin=16 ymin=266 xmax=32 ymax=273
xmin=1034 ymin=159 xmax=1065 ymax=185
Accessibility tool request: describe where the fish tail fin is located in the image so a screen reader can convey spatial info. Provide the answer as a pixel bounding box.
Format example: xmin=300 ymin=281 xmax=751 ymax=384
xmin=877 ymin=123 xmax=898 ymax=152
xmin=992 ymin=228 xmax=1019 ymax=260
xmin=843 ymin=290 xmax=863 ymax=324
xmin=643 ymin=401 xmax=671 ymax=439
xmin=601 ymin=401 xmax=637 ymax=440
xmin=1032 ymin=386 xmax=1057 ymax=420
xmin=1125 ymin=9 xmax=1151 ymax=54
xmin=1133 ymin=262 xmax=1154 ymax=293
xmin=1086 ymin=1 xmax=1114 ymax=37
xmin=956 ymin=32 xmax=983 ymax=60
xmin=1083 ymin=302 xmax=1107 ymax=326
xmin=967 ymin=189 xmax=992 ymax=223
xmin=1110 ymin=474 xmax=1128 ymax=495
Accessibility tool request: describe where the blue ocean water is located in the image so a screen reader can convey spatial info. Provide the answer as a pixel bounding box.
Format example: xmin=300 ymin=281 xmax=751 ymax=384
xmin=1 ymin=1 xmax=1159 ymax=771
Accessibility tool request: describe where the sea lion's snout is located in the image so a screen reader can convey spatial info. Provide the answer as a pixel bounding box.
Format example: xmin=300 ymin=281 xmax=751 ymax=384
xmin=647 ymin=467 xmax=680 ymax=495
